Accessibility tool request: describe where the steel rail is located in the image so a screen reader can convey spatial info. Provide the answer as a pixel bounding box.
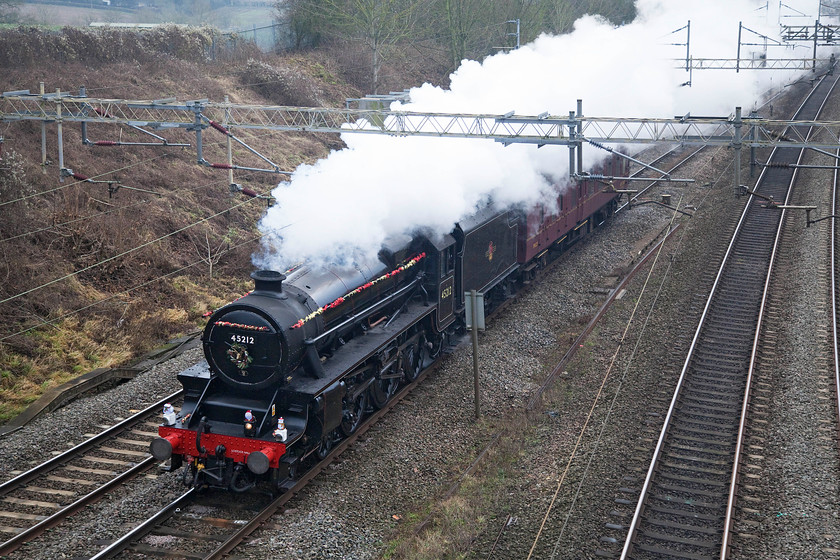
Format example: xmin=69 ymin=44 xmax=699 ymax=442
xmin=75 ymin=140 xmax=698 ymax=558
xmin=832 ymin=126 xmax=840 ymax=478
xmin=618 ymin=68 xmax=840 ymax=560
xmin=89 ymin=361 xmax=436 ymax=559
xmin=34 ymin=143 xmax=702 ymax=558
xmin=0 ymin=457 xmax=157 ymax=555
xmin=93 ymin=171 xmax=686 ymax=557
xmin=721 ymin=81 xmax=831 ymax=557
xmin=0 ymin=389 xmax=184 ymax=555
xmin=202 ymin=363 xmax=435 ymax=559
xmin=0 ymin=388 xmax=183 ymax=495
xmin=87 ymin=489 xmax=197 ymax=560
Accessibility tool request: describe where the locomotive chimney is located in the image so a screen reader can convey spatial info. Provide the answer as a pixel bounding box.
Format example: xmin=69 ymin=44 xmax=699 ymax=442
xmin=251 ymin=270 xmax=287 ymax=297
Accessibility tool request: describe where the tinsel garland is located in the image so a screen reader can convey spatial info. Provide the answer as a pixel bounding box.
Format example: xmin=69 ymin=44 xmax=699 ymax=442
xmin=214 ymin=321 xmax=271 ymax=332
xmin=290 ymin=252 xmax=426 ymax=330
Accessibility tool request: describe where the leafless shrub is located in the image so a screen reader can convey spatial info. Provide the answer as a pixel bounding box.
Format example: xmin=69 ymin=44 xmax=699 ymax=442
xmin=0 ymin=149 xmax=33 ymax=203
xmin=240 ymin=58 xmax=324 ymax=107
xmin=0 ymin=25 xmax=218 ymax=67
xmin=211 ymin=32 xmax=263 ymax=63
xmin=191 ymin=230 xmax=229 ymax=278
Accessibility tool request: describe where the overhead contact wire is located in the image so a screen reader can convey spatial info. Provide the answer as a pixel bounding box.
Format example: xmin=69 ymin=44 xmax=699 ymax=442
xmin=0 ymin=195 xmax=264 ymax=307
xmin=0 ymin=132 xmax=255 ymax=209
xmin=0 ymin=172 xmax=258 ymax=244
xmin=0 ymin=153 xmax=173 ymax=208
xmin=0 ymin=233 xmax=266 ymax=343
xmin=525 ymin=207 xmax=674 ymax=560
xmin=527 ymin=148 xmax=732 ymax=558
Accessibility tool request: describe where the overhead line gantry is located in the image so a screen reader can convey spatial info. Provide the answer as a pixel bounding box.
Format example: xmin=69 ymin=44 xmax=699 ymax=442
xmin=3 ymin=81 xmax=840 ymax=195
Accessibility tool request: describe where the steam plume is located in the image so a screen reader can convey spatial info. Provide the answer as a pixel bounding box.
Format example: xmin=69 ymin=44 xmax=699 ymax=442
xmin=254 ymin=0 xmax=833 ymax=269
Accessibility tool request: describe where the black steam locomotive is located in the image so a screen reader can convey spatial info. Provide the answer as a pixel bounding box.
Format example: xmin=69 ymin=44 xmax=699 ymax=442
xmin=150 ymin=159 xmax=626 ymax=491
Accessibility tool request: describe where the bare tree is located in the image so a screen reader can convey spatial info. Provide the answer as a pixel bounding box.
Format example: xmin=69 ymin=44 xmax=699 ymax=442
xmin=274 ymin=0 xmax=325 ymax=49
xmin=275 ymin=0 xmax=637 ymax=85
xmin=276 ymin=0 xmax=424 ymax=92
xmin=441 ymin=0 xmax=485 ymax=66
xmin=331 ymin=0 xmax=424 ymax=93
xmin=192 ymin=231 xmax=228 ymax=278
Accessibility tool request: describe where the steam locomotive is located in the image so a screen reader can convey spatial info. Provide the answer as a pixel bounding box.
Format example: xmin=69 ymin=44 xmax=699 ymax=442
xmin=149 ymin=155 xmax=628 ymax=491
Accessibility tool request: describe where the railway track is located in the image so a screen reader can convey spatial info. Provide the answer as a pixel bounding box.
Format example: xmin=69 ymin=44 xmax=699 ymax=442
xmin=88 ymin=362 xmax=436 ymax=559
xmin=720 ymin=105 xmax=840 ymax=557
xmin=0 ymin=389 xmax=184 ymax=556
xmin=0 ymin=142 xmax=705 ymax=560
xmin=832 ymin=121 xmax=840 ymax=466
xmin=614 ymin=68 xmax=840 ymax=559
xmin=404 ymin=143 xmax=708 ymax=554
xmin=38 ymin=146 xmax=697 ymax=559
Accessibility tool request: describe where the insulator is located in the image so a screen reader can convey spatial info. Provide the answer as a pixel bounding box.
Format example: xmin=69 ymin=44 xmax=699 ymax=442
xmin=93 ymin=107 xmax=114 ymax=118
xmin=587 ymin=139 xmax=614 ymax=152
xmin=72 ymin=172 xmax=90 ymax=181
xmin=208 ymin=120 xmax=231 ymax=136
xmin=211 ymin=163 xmax=233 ymax=169
xmin=766 ymin=162 xmax=790 ymax=168
xmin=241 ymin=187 xmax=258 ymax=197
xmin=94 ymin=141 xmax=118 ymax=146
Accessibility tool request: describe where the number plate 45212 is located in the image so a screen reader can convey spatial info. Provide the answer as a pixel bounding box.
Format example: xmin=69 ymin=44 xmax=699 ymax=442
xmin=230 ymin=334 xmax=255 ymax=345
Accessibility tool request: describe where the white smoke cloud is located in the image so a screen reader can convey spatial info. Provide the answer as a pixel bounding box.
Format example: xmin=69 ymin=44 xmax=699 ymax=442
xmin=254 ymin=0 xmax=835 ymax=270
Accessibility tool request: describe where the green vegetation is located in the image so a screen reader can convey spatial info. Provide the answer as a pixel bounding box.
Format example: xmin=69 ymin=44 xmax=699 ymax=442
xmin=384 ymin=417 xmax=531 ymax=559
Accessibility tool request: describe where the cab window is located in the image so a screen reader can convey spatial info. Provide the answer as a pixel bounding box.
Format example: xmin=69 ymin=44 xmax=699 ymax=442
xmin=440 ymin=246 xmax=455 ymax=278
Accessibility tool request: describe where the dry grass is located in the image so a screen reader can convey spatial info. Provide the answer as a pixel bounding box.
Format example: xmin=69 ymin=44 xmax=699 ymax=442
xmin=0 ymin=315 xmax=132 ymax=420
xmin=385 ymin=417 xmax=529 ymax=559
xmin=0 ymin=24 xmax=372 ymax=422
xmin=0 ymin=17 xmax=450 ymax=421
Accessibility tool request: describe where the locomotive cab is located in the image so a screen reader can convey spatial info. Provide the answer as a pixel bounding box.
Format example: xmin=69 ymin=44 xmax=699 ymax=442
xmin=423 ymin=234 xmax=456 ymax=331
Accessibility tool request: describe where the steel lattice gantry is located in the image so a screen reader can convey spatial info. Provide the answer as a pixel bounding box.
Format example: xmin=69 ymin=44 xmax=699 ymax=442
xmin=781 ymin=23 xmax=840 ymax=42
xmin=4 ymin=89 xmax=840 ymax=188
xmin=679 ymin=57 xmax=833 ymax=70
